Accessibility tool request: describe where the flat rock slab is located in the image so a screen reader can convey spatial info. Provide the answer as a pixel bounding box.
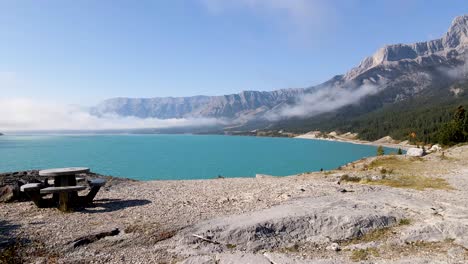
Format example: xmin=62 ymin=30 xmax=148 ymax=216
xmin=39 ymin=167 xmax=90 ymax=177
xmin=177 ymin=194 xmax=404 ymax=253
xmin=179 ymin=253 xmax=342 ymax=264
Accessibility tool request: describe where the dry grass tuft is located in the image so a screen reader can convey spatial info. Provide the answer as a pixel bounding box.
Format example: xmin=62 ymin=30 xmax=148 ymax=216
xmin=368 ymin=156 xmax=415 ymax=171
xmin=346 ymin=218 xmax=412 ymax=246
xmin=399 ymin=218 xmax=411 ymax=225
xmin=344 ymin=227 xmax=393 ymax=246
xmin=362 ymin=175 xmax=453 ymax=191
xmin=340 ymin=174 xmax=361 ymax=182
xmin=350 ymin=248 xmax=379 ymax=262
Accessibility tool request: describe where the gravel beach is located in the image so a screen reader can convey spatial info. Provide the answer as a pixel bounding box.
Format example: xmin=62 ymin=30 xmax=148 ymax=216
xmin=1 ymin=145 xmax=468 ymax=263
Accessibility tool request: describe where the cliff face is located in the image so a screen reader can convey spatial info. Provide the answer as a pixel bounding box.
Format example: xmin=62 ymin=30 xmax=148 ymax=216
xmin=92 ymin=15 xmax=468 ymax=124
xmin=346 ymin=15 xmax=467 ymax=80
xmin=92 ymin=89 xmax=305 ymax=119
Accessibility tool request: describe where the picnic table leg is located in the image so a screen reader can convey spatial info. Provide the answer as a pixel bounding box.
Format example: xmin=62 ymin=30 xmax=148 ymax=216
xmin=58 ymin=192 xmax=71 ymax=212
xmin=24 ymin=190 xmax=55 ymax=208
xmin=28 ymin=190 xmax=44 ymax=208
xmin=55 ymin=174 xmax=78 ymax=212
xmin=85 ymin=186 xmax=101 ymax=204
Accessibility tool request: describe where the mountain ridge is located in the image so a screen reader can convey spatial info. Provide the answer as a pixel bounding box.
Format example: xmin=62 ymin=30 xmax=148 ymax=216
xmin=92 ymin=15 xmax=468 ymax=132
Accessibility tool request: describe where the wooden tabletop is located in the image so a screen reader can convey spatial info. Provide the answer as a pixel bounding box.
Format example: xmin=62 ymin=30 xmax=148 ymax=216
xmin=39 ymin=167 xmax=90 ymax=177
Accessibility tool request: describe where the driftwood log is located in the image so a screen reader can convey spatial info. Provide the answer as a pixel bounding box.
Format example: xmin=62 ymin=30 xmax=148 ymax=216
xmin=71 ymin=228 xmax=120 ymax=248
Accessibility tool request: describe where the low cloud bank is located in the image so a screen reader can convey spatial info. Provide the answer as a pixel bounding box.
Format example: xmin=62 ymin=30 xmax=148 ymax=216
xmin=265 ymin=82 xmax=382 ymax=121
xmin=439 ymin=54 xmax=468 ymax=79
xmin=0 ymin=98 xmax=223 ymax=132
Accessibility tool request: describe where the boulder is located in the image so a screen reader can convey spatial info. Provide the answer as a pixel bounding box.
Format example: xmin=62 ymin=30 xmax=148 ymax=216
xmin=406 ymin=147 xmax=424 ymax=157
xmin=429 ymin=144 xmax=442 ymax=152
xmin=0 ymin=185 xmax=15 ymax=203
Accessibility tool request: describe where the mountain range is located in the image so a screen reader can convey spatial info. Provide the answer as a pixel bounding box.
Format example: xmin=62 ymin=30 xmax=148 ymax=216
xmin=92 ymin=15 xmax=468 ymax=140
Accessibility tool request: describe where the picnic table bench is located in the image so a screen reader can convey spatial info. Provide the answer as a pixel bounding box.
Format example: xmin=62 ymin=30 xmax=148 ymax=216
xmin=20 ymin=167 xmax=106 ymax=212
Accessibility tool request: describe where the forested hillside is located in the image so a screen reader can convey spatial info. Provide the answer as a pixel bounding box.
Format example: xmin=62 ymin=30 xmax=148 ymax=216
xmin=269 ymin=81 xmax=468 ymax=143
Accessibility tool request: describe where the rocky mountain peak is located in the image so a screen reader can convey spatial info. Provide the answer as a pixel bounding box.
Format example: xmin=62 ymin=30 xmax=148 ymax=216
xmin=445 ymin=14 xmax=468 ymax=48
xmin=344 ymin=14 xmax=467 ymax=81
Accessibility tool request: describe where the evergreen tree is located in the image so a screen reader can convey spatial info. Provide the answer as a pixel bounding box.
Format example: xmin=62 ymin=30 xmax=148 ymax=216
xmin=438 ymin=105 xmax=468 ymax=145
xmin=377 ymin=146 xmax=385 ymax=156
xmin=397 ymin=148 xmax=403 ymax=155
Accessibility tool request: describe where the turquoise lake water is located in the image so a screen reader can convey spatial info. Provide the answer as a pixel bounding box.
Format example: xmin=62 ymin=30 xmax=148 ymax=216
xmin=0 ymin=135 xmax=396 ymax=180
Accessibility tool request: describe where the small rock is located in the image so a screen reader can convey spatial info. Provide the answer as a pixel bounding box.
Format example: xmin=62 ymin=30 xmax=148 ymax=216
xmin=217 ymin=197 xmax=232 ymax=204
xmin=370 ymin=175 xmax=384 ymax=181
xmin=326 ymin=243 xmax=341 ymax=251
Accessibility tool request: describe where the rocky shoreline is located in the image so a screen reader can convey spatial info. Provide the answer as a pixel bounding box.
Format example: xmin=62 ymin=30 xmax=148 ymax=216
xmin=1 ymin=145 xmax=468 ymax=263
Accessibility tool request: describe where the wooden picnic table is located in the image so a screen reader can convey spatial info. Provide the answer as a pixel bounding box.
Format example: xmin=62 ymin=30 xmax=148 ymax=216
xmin=39 ymin=167 xmax=90 ymax=211
xmin=20 ymin=167 xmax=106 ymax=212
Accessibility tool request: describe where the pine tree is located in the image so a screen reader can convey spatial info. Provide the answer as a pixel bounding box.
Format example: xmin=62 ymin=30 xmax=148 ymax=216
xmin=377 ymin=146 xmax=385 ymax=156
xmin=438 ymin=105 xmax=468 ymax=145
xmin=397 ymin=148 xmax=403 ymax=155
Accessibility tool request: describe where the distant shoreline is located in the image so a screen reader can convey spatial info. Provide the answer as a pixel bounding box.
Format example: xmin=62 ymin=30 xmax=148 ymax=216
xmin=294 ymin=133 xmax=412 ymax=151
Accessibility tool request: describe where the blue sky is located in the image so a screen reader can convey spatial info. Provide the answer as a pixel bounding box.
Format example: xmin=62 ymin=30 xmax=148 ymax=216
xmin=0 ymin=0 xmax=465 ymax=105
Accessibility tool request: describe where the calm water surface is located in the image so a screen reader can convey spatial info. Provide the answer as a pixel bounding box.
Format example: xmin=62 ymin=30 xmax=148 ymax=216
xmin=0 ymin=135 xmax=395 ymax=180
